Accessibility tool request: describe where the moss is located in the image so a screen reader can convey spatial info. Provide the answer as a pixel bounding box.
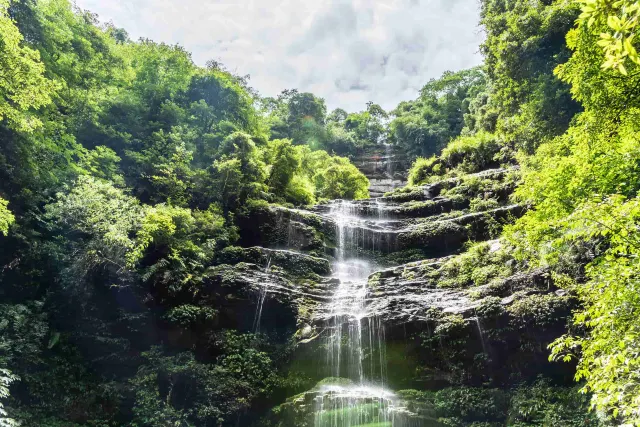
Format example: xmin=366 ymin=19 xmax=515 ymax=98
xmin=442 ymin=169 xmax=520 ymax=204
xmin=355 ymin=248 xmax=433 ymax=267
xmin=437 ymin=242 xmax=514 ymax=289
xmin=383 ymin=186 xmax=429 ymax=203
xmin=434 ymin=314 xmax=467 ymax=337
xmin=507 ymin=293 xmax=573 ymax=329
xmin=238 ymin=203 xmax=336 ymax=252
xmin=398 ymin=221 xmax=467 ymax=254
xmin=468 ymin=277 xmax=510 ymax=300
xmin=401 ymin=268 xmax=417 ymax=281
xmin=217 ymin=246 xmax=331 ymax=278
xmin=471 ymin=264 xmax=506 ymax=286
xmin=401 ymin=199 xmax=437 ymax=214
xmin=470 ymin=196 xmax=500 ymax=213
xmin=475 ymin=296 xmax=504 ymax=319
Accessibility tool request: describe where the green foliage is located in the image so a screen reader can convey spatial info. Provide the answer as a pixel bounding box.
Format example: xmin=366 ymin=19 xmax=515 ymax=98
xmin=342 ymin=101 xmax=388 ymax=146
xmin=438 ymin=242 xmax=514 ymax=289
xmin=210 ymin=131 xmax=268 ymax=210
xmin=0 ymin=198 xmax=14 ymax=236
xmin=0 ymin=302 xmax=49 ymax=368
xmin=390 ymin=68 xmax=487 ymax=157
xmin=493 ymin=1 xmax=640 ymax=422
xmin=469 ymin=197 xmax=500 ymax=213
xmin=262 ymin=91 xmax=388 ymax=155
xmin=78 ymin=145 xmax=125 ymax=186
xmin=45 ymin=175 xmax=143 ymax=285
xmin=576 ymin=0 xmax=640 ymax=74
xmin=165 ymin=305 xmax=217 ymax=328
xmin=435 ymin=387 xmax=509 ymax=424
xmin=480 ymin=0 xmax=582 ymax=152
xmin=396 ymin=381 xmax=601 ymax=426
xmin=0 ymin=0 xmax=55 ymax=132
xmin=131 ymin=336 xmax=279 ymax=426
xmin=311 ymin=153 xmax=370 ymax=200
xmin=440 ymin=133 xmax=502 ymax=174
xmin=508 ymin=379 xmax=602 ymax=426
xmin=0 ymin=368 xmax=19 ymax=427
xmin=507 ymin=294 xmax=571 ymax=329
xmin=407 ymin=133 xmax=504 ymax=185
xmin=544 ymin=196 xmax=640 ymax=421
xmin=267 ymin=139 xmax=300 ymax=195
xmin=407 ymin=156 xmax=439 ymax=186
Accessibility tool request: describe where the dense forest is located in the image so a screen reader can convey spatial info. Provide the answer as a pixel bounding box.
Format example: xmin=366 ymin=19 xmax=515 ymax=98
xmin=2 ymin=0 xmax=640 ymax=425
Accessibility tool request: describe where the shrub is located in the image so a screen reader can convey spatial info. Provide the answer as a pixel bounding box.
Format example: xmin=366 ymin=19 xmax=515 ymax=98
xmin=441 ymin=132 xmax=502 ymax=173
xmin=407 ymin=156 xmax=441 ymax=185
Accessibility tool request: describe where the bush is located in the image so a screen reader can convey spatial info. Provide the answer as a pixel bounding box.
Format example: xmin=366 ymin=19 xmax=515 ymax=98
xmin=508 ymin=379 xmax=600 ymax=426
xmin=441 ymin=132 xmax=502 ymax=173
xmin=406 ymin=133 xmax=503 ymax=185
xmin=408 ymin=156 xmax=441 ymax=185
xmin=313 ymin=156 xmax=369 ymax=200
xmin=284 ymin=174 xmax=315 ymax=206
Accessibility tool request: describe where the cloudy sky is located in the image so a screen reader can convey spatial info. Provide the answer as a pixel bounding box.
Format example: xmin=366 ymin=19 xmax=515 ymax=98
xmin=75 ymin=0 xmax=484 ymax=112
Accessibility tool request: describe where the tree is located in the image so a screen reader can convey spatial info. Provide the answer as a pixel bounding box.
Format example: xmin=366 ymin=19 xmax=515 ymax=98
xmin=186 ymin=70 xmax=259 ymax=134
xmin=0 ymin=199 xmax=14 ymax=236
xmin=576 ymin=0 xmax=640 ymax=74
xmin=312 ymin=155 xmax=370 ymax=200
xmin=210 ymin=132 xmax=267 ymax=211
xmin=267 ymin=139 xmax=300 ymax=196
xmin=480 ymin=0 xmax=581 ymax=152
xmin=0 ymin=368 xmax=19 ymax=427
xmin=45 ymin=175 xmax=144 ymax=287
xmin=390 ymin=68 xmax=486 ymax=157
xmin=343 ymin=102 xmax=388 ymax=146
xmin=0 ymin=0 xmax=54 ymax=131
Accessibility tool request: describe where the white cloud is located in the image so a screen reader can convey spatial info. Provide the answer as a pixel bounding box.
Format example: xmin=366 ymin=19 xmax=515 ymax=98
xmin=75 ymin=0 xmax=484 ymax=112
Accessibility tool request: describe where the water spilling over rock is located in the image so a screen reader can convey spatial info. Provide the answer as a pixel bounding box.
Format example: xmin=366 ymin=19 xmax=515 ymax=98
xmin=312 ymin=200 xmax=409 ymax=426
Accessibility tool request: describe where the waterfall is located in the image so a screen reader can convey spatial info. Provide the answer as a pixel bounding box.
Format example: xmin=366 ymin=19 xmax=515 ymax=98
xmin=313 ymin=200 xmax=405 ymax=427
xmin=252 ymin=256 xmax=272 ymax=333
xmin=384 ymin=143 xmax=394 ymax=179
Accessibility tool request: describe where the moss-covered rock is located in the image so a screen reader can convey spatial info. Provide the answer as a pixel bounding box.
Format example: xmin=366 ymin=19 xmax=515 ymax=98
xmin=398 ymin=220 xmax=469 ymax=255
xmin=217 ymin=246 xmax=331 ymax=277
xmin=237 ymin=202 xmax=334 ymax=255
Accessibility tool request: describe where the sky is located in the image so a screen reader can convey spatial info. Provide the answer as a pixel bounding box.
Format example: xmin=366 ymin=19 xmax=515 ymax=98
xmin=75 ymin=0 xmax=485 ymax=112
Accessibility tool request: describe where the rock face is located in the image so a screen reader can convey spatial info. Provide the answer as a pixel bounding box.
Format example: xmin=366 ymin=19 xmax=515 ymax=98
xmin=351 ymin=144 xmax=412 ymax=197
xmin=227 ymin=164 xmax=582 ymax=426
xmin=238 ymin=203 xmax=335 ymax=256
xmin=218 ymin=246 xmax=332 ymax=276
xmin=367 ymin=261 xmax=575 ymax=389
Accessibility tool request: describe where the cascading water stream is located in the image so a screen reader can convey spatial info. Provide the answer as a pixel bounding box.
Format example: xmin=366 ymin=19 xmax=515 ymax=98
xmin=384 ymin=143 xmax=394 ymax=180
xmin=313 ymin=200 xmax=404 ymax=427
xmin=252 ymin=257 xmax=272 ymax=333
